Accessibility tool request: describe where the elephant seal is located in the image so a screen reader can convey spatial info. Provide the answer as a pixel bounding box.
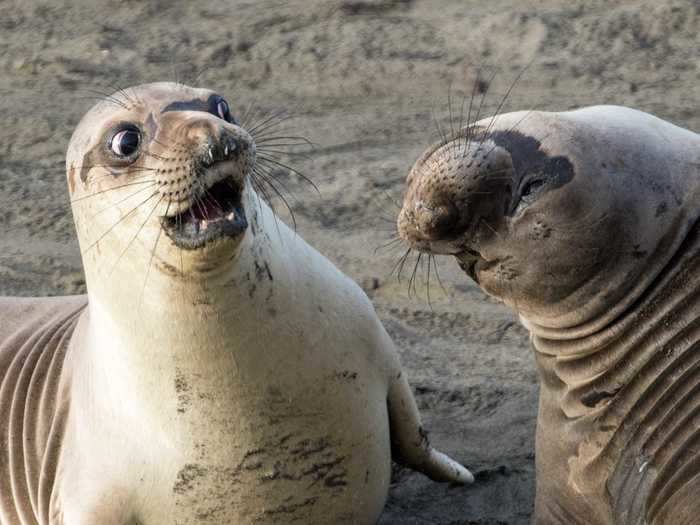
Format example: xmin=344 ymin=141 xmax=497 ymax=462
xmin=398 ymin=105 xmax=700 ymax=524
xmin=0 ymin=82 xmax=472 ymax=525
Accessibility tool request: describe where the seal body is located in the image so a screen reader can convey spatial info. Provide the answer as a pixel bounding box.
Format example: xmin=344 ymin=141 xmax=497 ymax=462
xmin=0 ymin=83 xmax=471 ymax=525
xmin=398 ymin=106 xmax=700 ymax=524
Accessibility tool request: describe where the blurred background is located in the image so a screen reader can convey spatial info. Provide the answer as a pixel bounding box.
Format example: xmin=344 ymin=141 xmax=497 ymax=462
xmin=0 ymin=0 xmax=698 ymax=522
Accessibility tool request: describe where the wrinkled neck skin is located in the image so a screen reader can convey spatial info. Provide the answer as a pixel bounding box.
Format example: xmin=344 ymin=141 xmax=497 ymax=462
xmin=72 ymin=185 xmax=286 ymax=437
xmin=522 ymin=122 xmax=700 ymax=522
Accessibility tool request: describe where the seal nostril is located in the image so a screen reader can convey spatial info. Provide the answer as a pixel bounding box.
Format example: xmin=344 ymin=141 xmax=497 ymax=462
xmin=416 ymin=200 xmax=459 ymax=240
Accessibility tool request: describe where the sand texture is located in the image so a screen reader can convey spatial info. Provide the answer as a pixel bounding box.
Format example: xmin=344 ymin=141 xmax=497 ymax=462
xmin=1 ymin=0 xmax=698 ymax=523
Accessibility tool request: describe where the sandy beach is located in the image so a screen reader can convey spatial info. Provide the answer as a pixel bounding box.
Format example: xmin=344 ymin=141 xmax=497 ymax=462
xmin=1 ymin=1 xmax=698 ymax=522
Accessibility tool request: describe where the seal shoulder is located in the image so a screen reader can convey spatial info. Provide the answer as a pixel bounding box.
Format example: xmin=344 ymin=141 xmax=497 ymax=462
xmin=0 ymin=295 xmax=86 ymax=525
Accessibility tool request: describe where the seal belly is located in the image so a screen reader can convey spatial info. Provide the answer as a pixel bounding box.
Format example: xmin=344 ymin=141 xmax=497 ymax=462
xmin=163 ymin=384 xmax=391 ymax=524
xmin=0 ymin=295 xmax=85 ymax=525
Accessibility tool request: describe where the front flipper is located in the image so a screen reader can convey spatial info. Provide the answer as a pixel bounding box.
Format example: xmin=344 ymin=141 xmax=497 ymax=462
xmin=387 ymin=371 xmax=474 ymax=484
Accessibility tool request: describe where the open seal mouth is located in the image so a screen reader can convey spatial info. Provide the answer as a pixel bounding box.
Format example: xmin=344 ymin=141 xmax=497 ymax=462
xmin=456 ymin=248 xmax=487 ymax=283
xmin=161 ymin=177 xmax=248 ymax=250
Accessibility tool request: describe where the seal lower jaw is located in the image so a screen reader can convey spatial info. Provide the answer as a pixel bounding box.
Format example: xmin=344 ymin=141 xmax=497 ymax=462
xmin=161 ymin=178 xmax=248 ymax=250
xmin=455 ymin=249 xmax=495 ymax=284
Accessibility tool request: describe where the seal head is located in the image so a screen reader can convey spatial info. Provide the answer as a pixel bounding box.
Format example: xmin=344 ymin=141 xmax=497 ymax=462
xmin=67 ymin=82 xmax=256 ymax=279
xmin=399 ymin=108 xmax=698 ymax=334
xmin=399 ymin=106 xmax=700 ymax=523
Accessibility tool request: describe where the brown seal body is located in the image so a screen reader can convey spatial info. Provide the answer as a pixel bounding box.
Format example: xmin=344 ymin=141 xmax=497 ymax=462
xmin=398 ymin=106 xmax=700 ymax=524
xmin=0 ymin=82 xmax=472 ymax=525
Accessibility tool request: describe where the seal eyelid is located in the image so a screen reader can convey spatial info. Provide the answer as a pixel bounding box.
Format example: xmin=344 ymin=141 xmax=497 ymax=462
xmin=521 ymin=178 xmax=546 ymax=198
xmin=514 ymin=175 xmax=548 ymax=211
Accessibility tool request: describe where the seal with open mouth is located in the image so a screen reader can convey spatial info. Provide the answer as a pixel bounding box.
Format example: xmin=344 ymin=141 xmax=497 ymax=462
xmin=0 ymin=82 xmax=471 ymax=525
xmin=399 ymin=106 xmax=700 ymax=524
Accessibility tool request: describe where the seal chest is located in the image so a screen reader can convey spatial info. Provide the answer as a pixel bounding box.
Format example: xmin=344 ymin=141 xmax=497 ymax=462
xmin=399 ymin=105 xmax=700 ymax=524
xmin=0 ymin=82 xmax=472 ymax=525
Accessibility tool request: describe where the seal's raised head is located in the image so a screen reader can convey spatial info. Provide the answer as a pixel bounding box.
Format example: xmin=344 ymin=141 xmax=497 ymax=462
xmin=67 ymin=82 xmax=256 ymax=278
xmin=398 ymin=108 xmax=700 ymax=331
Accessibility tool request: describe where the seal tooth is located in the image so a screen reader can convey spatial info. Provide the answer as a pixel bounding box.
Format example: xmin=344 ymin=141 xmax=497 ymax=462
xmin=201 ymin=220 xmax=209 ymax=230
xmin=224 ymin=145 xmax=229 ymax=156
xmin=227 ymin=212 xmax=234 ymax=221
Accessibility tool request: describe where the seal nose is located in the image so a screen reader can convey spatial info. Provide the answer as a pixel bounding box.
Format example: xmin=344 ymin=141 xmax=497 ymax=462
xmin=414 ymin=199 xmax=459 ymax=240
xmin=185 ymin=120 xmax=242 ymax=164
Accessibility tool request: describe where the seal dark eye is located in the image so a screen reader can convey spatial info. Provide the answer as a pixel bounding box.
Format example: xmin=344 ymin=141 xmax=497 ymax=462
xmin=216 ymin=98 xmax=232 ymax=122
xmin=521 ymin=178 xmax=545 ymax=199
xmin=110 ymin=126 xmax=141 ymax=157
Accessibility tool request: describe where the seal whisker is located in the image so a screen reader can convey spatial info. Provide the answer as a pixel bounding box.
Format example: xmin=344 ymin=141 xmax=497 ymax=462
xmin=396 ymin=247 xmax=413 ymax=283
xmin=481 ymin=62 xmax=532 ymax=141
xmin=108 ymin=194 xmax=165 ymax=277
xmin=256 ymin=155 xmax=320 ymax=195
xmin=70 ymin=181 xmax=157 ymax=204
xmin=253 ymin=165 xmax=298 ymax=204
xmin=138 ymin=196 xmax=166 ymax=310
xmin=249 ymin=174 xmax=285 ymax=237
xmin=432 ymin=108 xmax=448 ymax=147
xmin=247 ymin=109 xmax=291 ymax=136
xmin=81 ymin=191 xmax=160 ymax=255
xmin=380 ymin=189 xmax=403 ymax=211
xmin=466 ymin=68 xmax=498 ymax=152
xmin=461 ymin=64 xmax=484 ymax=148
xmin=388 ymin=247 xmax=412 ymax=282
xmin=254 ymin=135 xmax=314 ymax=146
xmin=447 ymin=82 xmax=457 ymax=156
xmin=430 ymin=254 xmax=447 ymax=294
xmin=91 ymin=183 xmax=160 ymax=218
xmin=425 ymin=253 xmax=433 ymax=307
xmin=374 ymin=236 xmax=403 ymax=255
xmin=141 ymin=149 xmax=169 ymax=162
xmin=76 ymin=89 xmax=130 ymax=110
xmin=480 ymin=217 xmax=504 ymax=241
xmin=255 ymin=148 xmax=313 ymax=161
xmin=408 ymin=252 xmax=423 ymax=299
xmin=103 ymin=82 xmax=140 ymax=108
xmin=251 ymin=167 xmax=297 ymax=231
xmin=239 ymin=99 xmax=258 ymax=129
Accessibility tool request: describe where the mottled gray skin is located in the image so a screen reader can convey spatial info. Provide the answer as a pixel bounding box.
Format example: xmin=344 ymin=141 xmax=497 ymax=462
xmin=398 ymin=106 xmax=700 ymax=524
xmin=0 ymin=83 xmax=472 ymax=525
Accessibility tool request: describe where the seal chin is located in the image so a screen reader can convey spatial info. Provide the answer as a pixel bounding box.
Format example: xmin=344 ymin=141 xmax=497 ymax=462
xmin=161 ymin=177 xmax=248 ymax=250
xmin=455 ymin=249 xmax=492 ymax=283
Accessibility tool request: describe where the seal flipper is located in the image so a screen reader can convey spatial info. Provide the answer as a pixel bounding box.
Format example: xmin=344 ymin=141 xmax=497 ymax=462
xmin=387 ymin=371 xmax=474 ymax=484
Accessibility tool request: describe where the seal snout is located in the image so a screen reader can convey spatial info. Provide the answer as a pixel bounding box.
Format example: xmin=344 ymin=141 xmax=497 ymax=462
xmin=398 ymin=196 xmax=461 ymax=253
xmin=157 ymin=117 xmax=255 ymax=250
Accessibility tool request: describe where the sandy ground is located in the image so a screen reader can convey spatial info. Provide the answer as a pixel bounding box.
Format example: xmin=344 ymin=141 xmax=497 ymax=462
xmin=1 ymin=0 xmax=698 ymax=522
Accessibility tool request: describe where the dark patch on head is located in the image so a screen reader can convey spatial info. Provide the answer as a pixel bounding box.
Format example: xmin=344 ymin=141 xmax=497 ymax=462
xmin=581 ymin=387 xmax=620 ymax=408
xmin=481 ymin=130 xmax=576 ymax=214
xmin=655 ymin=202 xmax=668 ymax=217
xmin=79 ymin=147 xmax=100 ymax=183
xmin=68 ymin=163 xmax=78 ymax=193
xmin=162 ymin=94 xmax=219 ymax=115
xmin=144 ymin=111 xmax=158 ymax=139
